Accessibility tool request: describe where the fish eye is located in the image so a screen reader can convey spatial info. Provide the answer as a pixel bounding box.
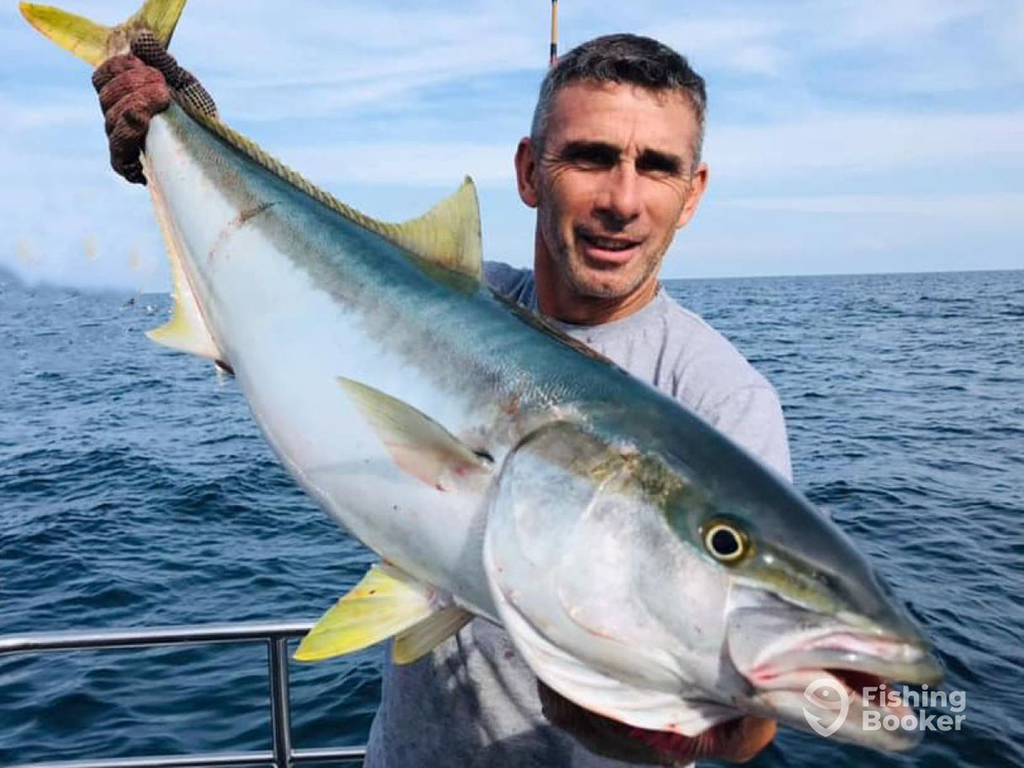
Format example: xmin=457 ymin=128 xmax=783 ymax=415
xmin=702 ymin=521 xmax=748 ymax=564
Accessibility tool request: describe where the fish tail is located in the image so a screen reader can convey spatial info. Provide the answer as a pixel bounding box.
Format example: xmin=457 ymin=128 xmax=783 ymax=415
xmin=20 ymin=0 xmax=188 ymax=66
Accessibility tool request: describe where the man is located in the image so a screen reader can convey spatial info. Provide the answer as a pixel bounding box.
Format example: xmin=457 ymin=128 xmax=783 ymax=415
xmin=94 ymin=32 xmax=787 ymax=767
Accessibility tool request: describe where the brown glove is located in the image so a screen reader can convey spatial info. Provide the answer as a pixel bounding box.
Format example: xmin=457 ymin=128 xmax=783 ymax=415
xmin=91 ymin=31 xmax=217 ymax=185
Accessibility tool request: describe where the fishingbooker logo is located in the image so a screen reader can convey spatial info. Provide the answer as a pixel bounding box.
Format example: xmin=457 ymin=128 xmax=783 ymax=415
xmin=802 ymin=679 xmax=966 ymax=737
xmin=803 ymin=678 xmax=850 ymax=737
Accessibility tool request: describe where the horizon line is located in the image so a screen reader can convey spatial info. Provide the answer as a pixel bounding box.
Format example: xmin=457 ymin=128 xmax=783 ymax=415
xmin=2 ymin=264 xmax=1020 ymax=297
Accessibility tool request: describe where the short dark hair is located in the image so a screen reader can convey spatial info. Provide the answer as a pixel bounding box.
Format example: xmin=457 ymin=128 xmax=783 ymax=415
xmin=530 ymin=34 xmax=707 ymax=170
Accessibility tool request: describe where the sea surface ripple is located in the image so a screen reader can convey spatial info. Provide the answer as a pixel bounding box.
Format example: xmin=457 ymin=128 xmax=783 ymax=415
xmin=1 ymin=268 xmax=1021 ymax=767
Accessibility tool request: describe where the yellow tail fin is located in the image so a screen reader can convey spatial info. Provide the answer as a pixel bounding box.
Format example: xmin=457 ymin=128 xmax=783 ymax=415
xmin=20 ymin=0 xmax=187 ymax=65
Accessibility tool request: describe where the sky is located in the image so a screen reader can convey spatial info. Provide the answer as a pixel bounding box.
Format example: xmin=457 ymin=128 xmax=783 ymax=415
xmin=1 ymin=0 xmax=1022 ymax=291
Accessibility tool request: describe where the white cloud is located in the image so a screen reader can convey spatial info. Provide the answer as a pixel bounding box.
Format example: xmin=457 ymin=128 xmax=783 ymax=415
xmin=275 ymin=141 xmax=513 ymax=188
xmin=641 ymin=18 xmax=790 ymax=77
xmin=719 ymin=193 xmax=1024 ymax=220
xmin=810 ymin=0 xmax=987 ymax=51
xmin=986 ymin=1 xmax=1024 ymax=80
xmin=0 ymin=94 xmax=96 ymax=130
xmin=172 ymin=1 xmax=542 ymax=112
xmin=642 ymin=0 xmax=1024 ymax=95
xmin=2 ymin=0 xmax=1022 ymax=287
xmin=707 ymin=111 xmax=1024 ymax=180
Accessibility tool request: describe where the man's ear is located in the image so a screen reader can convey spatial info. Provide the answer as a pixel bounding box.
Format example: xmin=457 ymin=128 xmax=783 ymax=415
xmin=515 ymin=137 xmax=539 ymax=209
xmin=676 ymin=162 xmax=710 ymax=230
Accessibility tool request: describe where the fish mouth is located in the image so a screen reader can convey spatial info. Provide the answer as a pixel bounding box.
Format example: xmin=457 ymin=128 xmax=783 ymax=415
xmin=537 ymin=681 xmax=768 ymax=766
xmin=735 ymin=627 xmax=944 ymax=750
xmin=745 ymin=629 xmax=943 ymax=689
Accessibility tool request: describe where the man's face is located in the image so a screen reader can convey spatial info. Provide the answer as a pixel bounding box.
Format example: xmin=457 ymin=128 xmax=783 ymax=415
xmin=517 ymin=81 xmax=707 ymax=310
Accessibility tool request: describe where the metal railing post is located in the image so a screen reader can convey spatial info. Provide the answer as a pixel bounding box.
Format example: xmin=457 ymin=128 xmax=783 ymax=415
xmin=268 ymin=637 xmax=294 ymax=768
xmin=0 ymin=622 xmax=367 ymax=768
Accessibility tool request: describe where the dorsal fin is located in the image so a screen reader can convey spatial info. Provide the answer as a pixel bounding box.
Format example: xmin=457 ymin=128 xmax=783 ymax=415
xmin=377 ymin=178 xmax=482 ymax=281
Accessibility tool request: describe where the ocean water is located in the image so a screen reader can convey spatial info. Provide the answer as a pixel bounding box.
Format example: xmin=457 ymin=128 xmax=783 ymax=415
xmin=1 ymin=268 xmax=1021 ymax=767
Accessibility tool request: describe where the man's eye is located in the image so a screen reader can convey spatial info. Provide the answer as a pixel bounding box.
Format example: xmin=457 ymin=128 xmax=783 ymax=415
xmin=560 ymin=145 xmax=618 ymax=168
xmin=574 ymin=157 xmax=613 ymax=169
xmin=636 ymin=153 xmax=681 ymax=175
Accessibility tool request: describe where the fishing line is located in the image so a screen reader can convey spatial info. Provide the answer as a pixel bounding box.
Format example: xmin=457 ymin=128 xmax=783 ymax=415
xmin=550 ymin=0 xmax=558 ymax=67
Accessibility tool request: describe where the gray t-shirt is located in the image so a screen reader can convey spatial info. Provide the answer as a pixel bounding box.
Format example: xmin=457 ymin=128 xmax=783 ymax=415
xmin=363 ymin=263 xmax=792 ymax=768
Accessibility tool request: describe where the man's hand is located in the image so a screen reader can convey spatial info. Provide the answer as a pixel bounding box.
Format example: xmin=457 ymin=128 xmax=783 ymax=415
xmin=92 ymin=49 xmax=169 ymax=184
xmin=91 ymin=31 xmax=216 ymax=185
xmin=655 ymin=714 xmax=777 ymax=764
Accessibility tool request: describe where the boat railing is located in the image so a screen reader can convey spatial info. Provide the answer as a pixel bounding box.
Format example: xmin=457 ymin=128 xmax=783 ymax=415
xmin=0 ymin=621 xmax=367 ymax=768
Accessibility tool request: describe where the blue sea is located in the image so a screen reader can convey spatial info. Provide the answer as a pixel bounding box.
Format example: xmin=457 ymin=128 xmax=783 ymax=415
xmin=1 ymin=268 xmax=1021 ymax=767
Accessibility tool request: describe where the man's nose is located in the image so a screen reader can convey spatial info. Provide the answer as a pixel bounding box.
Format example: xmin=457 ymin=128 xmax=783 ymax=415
xmin=594 ymin=162 xmax=641 ymax=231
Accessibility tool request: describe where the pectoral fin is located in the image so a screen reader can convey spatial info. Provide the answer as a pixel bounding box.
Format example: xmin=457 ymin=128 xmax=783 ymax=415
xmin=338 ymin=377 xmax=491 ymax=491
xmin=296 ymin=563 xmax=439 ymax=661
xmin=393 ymin=605 xmax=473 ymax=664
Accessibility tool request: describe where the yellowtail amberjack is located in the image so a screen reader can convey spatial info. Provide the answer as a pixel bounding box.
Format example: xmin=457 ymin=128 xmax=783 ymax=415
xmin=22 ymin=0 xmax=942 ymax=757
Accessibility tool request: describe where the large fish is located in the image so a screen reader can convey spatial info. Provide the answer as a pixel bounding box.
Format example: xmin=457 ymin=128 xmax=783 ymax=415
xmin=22 ymin=0 xmax=943 ymax=761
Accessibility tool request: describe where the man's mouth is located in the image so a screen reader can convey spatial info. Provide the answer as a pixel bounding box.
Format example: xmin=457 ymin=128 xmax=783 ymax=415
xmin=576 ymin=229 xmax=643 ymax=264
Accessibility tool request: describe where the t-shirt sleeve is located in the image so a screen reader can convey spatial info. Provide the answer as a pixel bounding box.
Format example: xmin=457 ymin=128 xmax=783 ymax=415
xmin=483 ymin=261 xmax=531 ymax=303
xmin=705 ymin=385 xmax=793 ymax=481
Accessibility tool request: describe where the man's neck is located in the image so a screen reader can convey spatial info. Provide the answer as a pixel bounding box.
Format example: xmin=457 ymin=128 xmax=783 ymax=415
xmin=534 ymin=252 xmax=659 ymax=326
